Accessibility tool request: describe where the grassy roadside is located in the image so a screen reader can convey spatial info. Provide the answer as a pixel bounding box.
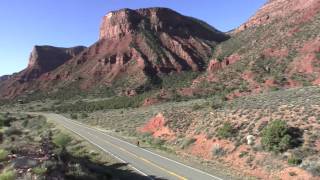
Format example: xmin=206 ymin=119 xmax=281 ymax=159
xmin=0 ymin=112 xmax=148 ymax=180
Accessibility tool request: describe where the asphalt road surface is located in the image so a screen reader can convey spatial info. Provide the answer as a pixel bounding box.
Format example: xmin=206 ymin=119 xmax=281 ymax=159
xmin=43 ymin=113 xmax=225 ymax=180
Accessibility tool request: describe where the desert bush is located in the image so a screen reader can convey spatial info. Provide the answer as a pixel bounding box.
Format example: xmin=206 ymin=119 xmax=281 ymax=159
xmin=80 ymin=113 xmax=89 ymax=118
xmin=0 ymin=169 xmax=16 ymax=180
xmin=287 ymin=156 xmax=302 ymax=165
xmin=261 ymin=120 xmax=293 ymax=152
xmin=0 ymin=149 xmax=8 ymax=162
xmin=0 ymin=132 xmax=3 ymax=143
xmin=53 ymin=133 xmax=72 ymax=148
xmin=212 ymin=144 xmax=226 ymax=157
xmin=192 ymin=104 xmax=202 ymax=111
xmin=239 ymin=151 xmax=249 ymax=158
xmin=217 ymin=122 xmax=235 ymax=139
xmin=70 ymin=114 xmax=78 ymax=120
xmin=152 ymin=138 xmax=166 ymax=147
xmin=300 ymin=157 xmax=320 ymax=176
xmin=23 ymin=116 xmax=46 ymax=130
xmin=32 ymin=166 xmax=47 ymax=175
xmin=160 ymin=71 xmax=200 ymax=89
xmin=22 ymin=119 xmax=29 ymax=127
xmin=0 ymin=115 xmax=16 ymax=127
xmin=4 ymin=127 xmax=22 ymax=136
xmin=67 ymin=163 xmax=87 ymax=178
xmin=316 ymin=52 xmax=320 ymax=60
xmin=181 ymin=138 xmax=196 ymax=149
xmin=211 ymin=96 xmax=225 ymax=109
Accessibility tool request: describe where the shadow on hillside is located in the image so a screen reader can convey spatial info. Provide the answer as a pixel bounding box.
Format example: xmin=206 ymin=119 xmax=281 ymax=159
xmin=46 ymin=150 xmax=166 ymax=180
xmin=288 ymin=127 xmax=304 ymax=149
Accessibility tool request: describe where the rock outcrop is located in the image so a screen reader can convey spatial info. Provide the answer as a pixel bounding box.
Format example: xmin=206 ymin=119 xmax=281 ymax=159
xmin=21 ymin=45 xmax=86 ymax=82
xmin=0 ymin=46 xmax=86 ymax=98
xmin=236 ymin=0 xmax=320 ymax=32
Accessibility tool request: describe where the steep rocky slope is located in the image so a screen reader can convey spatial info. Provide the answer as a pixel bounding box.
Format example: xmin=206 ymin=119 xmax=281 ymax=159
xmin=0 ymin=8 xmax=228 ymax=99
xmin=0 ymin=46 xmax=86 ymax=98
xmin=1 ymin=0 xmax=319 ymax=102
xmin=192 ymin=0 xmax=320 ymax=99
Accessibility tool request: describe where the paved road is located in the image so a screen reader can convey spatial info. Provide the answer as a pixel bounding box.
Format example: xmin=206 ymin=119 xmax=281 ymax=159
xmin=43 ymin=113 xmax=224 ymax=180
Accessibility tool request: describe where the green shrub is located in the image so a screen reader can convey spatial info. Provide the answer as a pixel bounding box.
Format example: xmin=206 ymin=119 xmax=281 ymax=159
xmin=0 ymin=115 xmax=16 ymax=127
xmin=192 ymin=104 xmax=202 ymax=111
xmin=316 ymin=52 xmax=320 ymax=60
xmin=217 ymin=122 xmax=235 ymax=139
xmin=0 ymin=149 xmax=8 ymax=162
xmin=211 ymin=144 xmax=226 ymax=157
xmin=211 ymin=96 xmax=225 ymax=109
xmin=300 ymin=158 xmax=320 ymax=176
xmin=80 ymin=113 xmax=89 ymax=118
xmin=32 ymin=167 xmax=47 ymax=175
xmin=0 ymin=169 xmax=16 ymax=180
xmin=181 ymin=138 xmax=196 ymax=149
xmin=160 ymin=72 xmax=200 ymax=89
xmin=0 ymin=115 xmax=4 ymax=128
xmin=53 ymin=133 xmax=72 ymax=148
xmin=261 ymin=120 xmax=292 ymax=152
xmin=239 ymin=151 xmax=249 ymax=158
xmin=70 ymin=114 xmax=78 ymax=120
xmin=152 ymin=138 xmax=166 ymax=147
xmin=288 ymin=156 xmax=302 ymax=165
xmin=4 ymin=127 xmax=22 ymax=136
xmin=22 ymin=119 xmax=29 ymax=127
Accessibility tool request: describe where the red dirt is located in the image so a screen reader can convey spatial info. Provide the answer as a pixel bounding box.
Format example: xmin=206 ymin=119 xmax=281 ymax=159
xmin=139 ymin=113 xmax=175 ymax=140
xmin=207 ymin=54 xmax=241 ymax=74
xmin=186 ymin=136 xmax=315 ymax=179
xmin=276 ymin=167 xmax=317 ymax=180
xmin=226 ymin=90 xmax=249 ymax=100
xmin=285 ymin=79 xmax=301 ymax=88
xmin=241 ymin=71 xmax=261 ymax=93
xmin=264 ymin=78 xmax=276 ymax=88
xmin=143 ymin=98 xmax=161 ymax=106
xmin=313 ymin=76 xmax=320 ymax=86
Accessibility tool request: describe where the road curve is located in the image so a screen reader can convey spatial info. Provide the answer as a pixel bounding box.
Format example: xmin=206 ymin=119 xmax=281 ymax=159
xmin=43 ymin=113 xmax=224 ymax=180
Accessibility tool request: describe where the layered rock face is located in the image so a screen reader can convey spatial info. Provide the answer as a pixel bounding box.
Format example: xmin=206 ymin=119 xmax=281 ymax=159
xmin=0 ymin=46 xmax=86 ymax=98
xmin=0 ymin=8 xmax=228 ymax=98
xmin=22 ymin=46 xmax=86 ymax=82
xmin=99 ymin=8 xmax=227 ymax=42
xmin=75 ymin=7 xmax=229 ymax=86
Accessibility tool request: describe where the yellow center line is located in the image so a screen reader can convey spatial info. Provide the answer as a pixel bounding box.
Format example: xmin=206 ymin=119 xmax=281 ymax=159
xmin=90 ymin=133 xmax=187 ymax=180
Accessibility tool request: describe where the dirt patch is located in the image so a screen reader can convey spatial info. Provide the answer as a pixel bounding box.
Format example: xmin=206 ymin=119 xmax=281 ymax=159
xmin=276 ymin=167 xmax=317 ymax=180
xmin=139 ymin=113 xmax=175 ymax=140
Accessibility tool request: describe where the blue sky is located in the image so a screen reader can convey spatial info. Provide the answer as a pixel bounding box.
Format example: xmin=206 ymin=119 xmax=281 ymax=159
xmin=0 ymin=0 xmax=266 ymax=76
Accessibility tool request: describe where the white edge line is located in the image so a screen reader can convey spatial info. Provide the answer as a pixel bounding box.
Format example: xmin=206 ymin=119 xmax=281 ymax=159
xmin=52 ymin=116 xmax=153 ymax=180
xmin=55 ymin=113 xmax=224 ymax=180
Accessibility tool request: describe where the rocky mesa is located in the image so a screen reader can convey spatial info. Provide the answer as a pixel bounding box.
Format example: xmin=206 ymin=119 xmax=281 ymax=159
xmin=0 ymin=8 xmax=229 ymax=99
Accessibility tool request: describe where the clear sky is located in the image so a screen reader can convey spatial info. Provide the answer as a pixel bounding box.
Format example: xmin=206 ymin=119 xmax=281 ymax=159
xmin=0 ymin=0 xmax=266 ymax=76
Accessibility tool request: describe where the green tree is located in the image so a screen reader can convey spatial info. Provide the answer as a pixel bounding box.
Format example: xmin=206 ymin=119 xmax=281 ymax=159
xmin=261 ymin=120 xmax=292 ymax=152
xmin=53 ymin=133 xmax=72 ymax=149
